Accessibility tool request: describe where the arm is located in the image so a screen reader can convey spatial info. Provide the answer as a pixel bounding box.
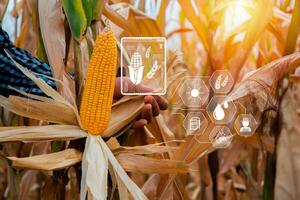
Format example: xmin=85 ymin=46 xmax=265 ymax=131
xmin=0 ymin=26 xmax=56 ymax=97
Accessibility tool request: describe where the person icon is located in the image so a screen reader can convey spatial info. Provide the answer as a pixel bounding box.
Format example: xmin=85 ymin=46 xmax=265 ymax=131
xmin=240 ymin=117 xmax=251 ymax=133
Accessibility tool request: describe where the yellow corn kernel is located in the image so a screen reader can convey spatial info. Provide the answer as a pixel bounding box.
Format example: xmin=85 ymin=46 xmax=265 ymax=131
xmin=80 ymin=30 xmax=117 ymax=135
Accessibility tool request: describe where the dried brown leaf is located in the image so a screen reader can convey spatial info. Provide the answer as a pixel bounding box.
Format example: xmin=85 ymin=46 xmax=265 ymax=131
xmin=38 ymin=0 xmax=66 ymax=81
xmin=0 ymin=125 xmax=86 ymax=142
xmin=8 ymin=149 xmax=82 ymax=170
xmin=275 ymin=73 xmax=300 ymax=200
xmin=102 ymin=97 xmax=144 ymax=138
xmin=116 ymin=153 xmax=188 ymax=174
xmin=0 ymin=96 xmax=78 ymax=125
xmin=107 ymin=137 xmax=179 ymax=155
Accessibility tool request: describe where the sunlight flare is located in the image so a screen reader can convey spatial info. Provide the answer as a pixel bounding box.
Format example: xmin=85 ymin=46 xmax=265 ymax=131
xmin=224 ymin=0 xmax=252 ymax=36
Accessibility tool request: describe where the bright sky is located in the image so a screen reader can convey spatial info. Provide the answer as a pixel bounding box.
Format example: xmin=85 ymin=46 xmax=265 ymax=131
xmin=2 ymin=0 xmax=22 ymax=41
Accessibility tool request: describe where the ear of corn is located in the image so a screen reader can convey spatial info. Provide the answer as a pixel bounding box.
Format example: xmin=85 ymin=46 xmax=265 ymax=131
xmin=80 ymin=30 xmax=117 ymax=135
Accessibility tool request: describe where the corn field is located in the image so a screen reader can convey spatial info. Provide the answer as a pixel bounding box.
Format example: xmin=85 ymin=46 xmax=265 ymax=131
xmin=0 ymin=0 xmax=300 ymax=199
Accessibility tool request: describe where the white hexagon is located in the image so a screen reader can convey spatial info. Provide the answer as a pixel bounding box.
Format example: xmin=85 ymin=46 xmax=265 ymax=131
xmin=234 ymin=114 xmax=258 ymax=137
xmin=206 ymin=95 xmax=237 ymax=124
xmin=183 ymin=112 xmax=208 ymax=135
xmin=209 ymin=70 xmax=234 ymax=94
xmin=179 ymin=77 xmax=209 ymax=108
xmin=209 ymin=126 xmax=233 ymax=148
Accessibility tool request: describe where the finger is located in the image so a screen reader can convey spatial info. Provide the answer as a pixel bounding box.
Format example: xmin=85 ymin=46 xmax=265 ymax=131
xmin=132 ymin=119 xmax=148 ymax=129
xmin=144 ymin=96 xmax=160 ymax=117
xmin=141 ymin=104 xmax=153 ymax=123
xmin=134 ymin=83 xmax=153 ymax=93
xmin=114 ymin=77 xmax=151 ymax=99
xmin=113 ymin=77 xmax=123 ymax=99
xmin=121 ymin=77 xmax=153 ymax=94
xmin=153 ymin=95 xmax=168 ymax=110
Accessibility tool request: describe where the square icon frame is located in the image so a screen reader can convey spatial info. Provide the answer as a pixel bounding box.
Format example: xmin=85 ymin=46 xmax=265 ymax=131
xmin=121 ymin=37 xmax=167 ymax=96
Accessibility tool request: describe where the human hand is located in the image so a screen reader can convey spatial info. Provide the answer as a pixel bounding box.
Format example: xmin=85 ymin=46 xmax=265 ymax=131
xmin=114 ymin=77 xmax=168 ymax=128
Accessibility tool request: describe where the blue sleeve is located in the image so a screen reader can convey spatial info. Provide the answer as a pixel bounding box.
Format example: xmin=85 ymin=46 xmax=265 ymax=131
xmin=0 ymin=26 xmax=56 ymax=97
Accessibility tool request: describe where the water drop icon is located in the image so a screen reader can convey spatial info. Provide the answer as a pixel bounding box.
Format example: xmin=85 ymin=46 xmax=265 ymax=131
xmin=213 ymin=104 xmax=225 ymax=121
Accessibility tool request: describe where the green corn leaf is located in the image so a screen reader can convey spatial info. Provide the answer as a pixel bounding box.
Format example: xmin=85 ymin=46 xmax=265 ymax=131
xmin=81 ymin=0 xmax=92 ymax=27
xmin=284 ymin=0 xmax=300 ymax=55
xmin=62 ymin=0 xmax=87 ymax=41
xmin=82 ymin=0 xmax=106 ymax=27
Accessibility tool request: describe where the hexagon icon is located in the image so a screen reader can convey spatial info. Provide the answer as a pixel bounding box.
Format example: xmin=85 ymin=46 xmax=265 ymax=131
xmin=209 ymin=126 xmax=233 ymax=148
xmin=234 ymin=114 xmax=258 ymax=137
xmin=179 ymin=77 xmax=209 ymax=108
xmin=183 ymin=112 xmax=208 ymax=135
xmin=206 ymin=95 xmax=237 ymax=124
xmin=209 ymin=70 xmax=234 ymax=94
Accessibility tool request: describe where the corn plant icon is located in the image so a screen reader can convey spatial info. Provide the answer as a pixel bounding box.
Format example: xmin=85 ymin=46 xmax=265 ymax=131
xmin=128 ymin=52 xmax=144 ymax=85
